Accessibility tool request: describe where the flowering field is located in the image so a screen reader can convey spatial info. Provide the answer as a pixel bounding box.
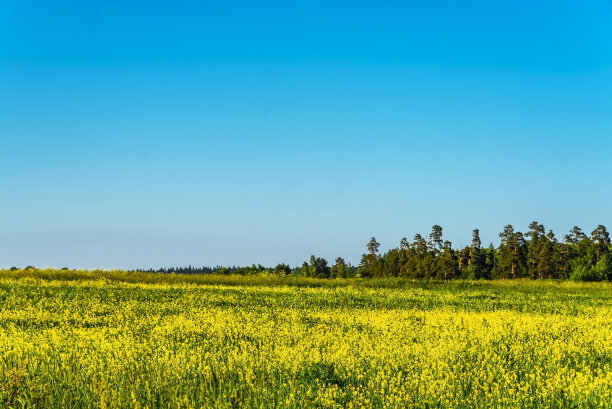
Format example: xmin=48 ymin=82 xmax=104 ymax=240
xmin=1 ymin=272 xmax=611 ymax=408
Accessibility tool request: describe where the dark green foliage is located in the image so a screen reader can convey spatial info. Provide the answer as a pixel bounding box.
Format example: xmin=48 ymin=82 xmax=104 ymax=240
xmin=439 ymin=241 xmax=458 ymax=280
xmin=591 ymin=225 xmax=611 ymax=263
xmin=527 ymin=221 xmax=545 ymax=279
xmin=357 ymin=223 xmax=612 ymax=282
xmin=468 ymin=229 xmax=484 ymax=279
xmin=306 ymin=255 xmax=331 ymax=278
xmin=495 ymin=225 xmax=527 ymax=279
xmin=20 ymin=223 xmax=612 ymax=283
xmin=429 ymin=225 xmax=443 ymax=254
xmin=330 ymin=257 xmax=354 ymax=278
xmin=358 ymin=237 xmax=381 ymax=277
xmin=274 ymin=263 xmax=292 ymax=276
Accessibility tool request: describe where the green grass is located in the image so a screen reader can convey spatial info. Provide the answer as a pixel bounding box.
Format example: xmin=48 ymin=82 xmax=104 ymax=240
xmin=0 ymin=269 xmax=611 ymax=408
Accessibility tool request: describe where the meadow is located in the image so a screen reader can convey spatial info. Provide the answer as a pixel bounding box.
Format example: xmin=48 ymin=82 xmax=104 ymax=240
xmin=1 ymin=270 xmax=611 ymax=408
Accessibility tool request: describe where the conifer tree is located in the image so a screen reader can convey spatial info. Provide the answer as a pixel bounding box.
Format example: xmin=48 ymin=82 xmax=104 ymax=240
xmin=458 ymin=247 xmax=470 ymax=278
xmin=498 ymin=225 xmax=526 ymax=279
xmin=359 ymin=237 xmax=381 ymax=277
xmin=412 ymin=234 xmax=428 ymax=278
xmin=591 ymin=225 xmax=611 ymax=264
xmin=399 ymin=237 xmax=409 ymax=277
xmin=483 ymin=243 xmax=496 ymax=279
xmin=468 ymin=229 xmax=484 ymax=279
xmin=440 ymin=240 xmax=457 ymax=280
xmin=537 ymin=231 xmax=555 ymax=279
xmin=565 ymin=226 xmax=585 ymax=245
xmin=429 ymin=225 xmax=443 ymax=254
xmin=331 ymin=257 xmax=347 ymax=278
xmin=527 ymin=221 xmax=545 ymax=279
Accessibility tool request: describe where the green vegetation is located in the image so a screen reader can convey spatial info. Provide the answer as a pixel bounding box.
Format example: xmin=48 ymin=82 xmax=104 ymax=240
xmin=357 ymin=223 xmax=612 ymax=280
xmin=1 ymin=271 xmax=612 ymax=408
xmin=94 ymin=222 xmax=610 ymax=281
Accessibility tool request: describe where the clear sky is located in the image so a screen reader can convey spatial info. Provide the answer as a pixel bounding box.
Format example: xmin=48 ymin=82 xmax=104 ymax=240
xmin=1 ymin=0 xmax=611 ymax=269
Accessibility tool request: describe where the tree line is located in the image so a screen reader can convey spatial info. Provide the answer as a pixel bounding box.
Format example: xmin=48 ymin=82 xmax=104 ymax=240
xmin=352 ymin=223 xmax=611 ymax=281
xmin=130 ymin=223 xmax=611 ymax=281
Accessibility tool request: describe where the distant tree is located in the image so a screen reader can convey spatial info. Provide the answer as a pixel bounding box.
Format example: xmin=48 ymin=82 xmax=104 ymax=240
xmin=439 ymin=240 xmax=457 ymax=280
xmin=527 ymin=221 xmax=545 ymax=279
xmin=367 ymin=237 xmax=380 ymax=256
xmin=483 ymin=243 xmax=496 ymax=279
xmin=457 ymin=247 xmax=470 ymax=278
xmin=497 ymin=225 xmax=526 ymax=279
xmin=116 ymin=222 xmax=612 ymax=282
xmin=309 ymin=255 xmax=331 ymax=278
xmin=359 ymin=237 xmax=381 ymax=277
xmin=411 ymin=234 xmax=429 ymax=278
xmin=565 ymin=226 xmax=585 ymax=245
xmin=298 ymin=262 xmax=310 ymax=277
xmin=274 ymin=263 xmax=291 ymax=276
xmin=537 ymin=230 xmax=556 ymax=279
xmin=381 ymin=248 xmax=402 ymax=277
xmin=429 ymin=225 xmax=443 ymax=254
xmin=399 ymin=237 xmax=409 ymax=277
xmin=497 ymin=224 xmax=515 ymax=277
xmin=572 ymin=235 xmax=596 ymax=273
xmin=412 ymin=234 xmax=426 ymax=252
xmin=514 ymin=232 xmax=527 ymax=278
xmin=344 ymin=262 xmax=356 ymax=278
xmin=557 ymin=237 xmax=570 ymax=279
xmin=331 ymin=257 xmax=349 ymax=278
xmin=591 ymin=225 xmax=610 ymax=264
xmin=468 ymin=229 xmax=484 ymax=279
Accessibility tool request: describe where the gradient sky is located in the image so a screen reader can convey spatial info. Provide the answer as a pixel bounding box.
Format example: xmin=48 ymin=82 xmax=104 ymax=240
xmin=1 ymin=0 xmax=612 ymax=269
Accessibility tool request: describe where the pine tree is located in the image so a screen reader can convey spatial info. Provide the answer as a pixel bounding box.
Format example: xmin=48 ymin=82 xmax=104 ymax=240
xmin=331 ymin=257 xmax=347 ymax=278
xmin=440 ymin=240 xmax=457 ymax=280
xmin=468 ymin=229 xmax=484 ymax=279
xmin=498 ymin=225 xmax=526 ymax=279
xmin=537 ymin=231 xmax=556 ymax=279
xmin=483 ymin=243 xmax=496 ymax=279
xmin=458 ymin=247 xmax=470 ymax=278
xmin=591 ymin=225 xmax=610 ymax=264
xmin=359 ymin=237 xmax=381 ymax=277
xmin=399 ymin=237 xmax=409 ymax=277
xmin=429 ymin=225 xmax=443 ymax=254
xmin=527 ymin=221 xmax=545 ymax=279
xmin=412 ymin=234 xmax=428 ymax=278
xmin=566 ymin=226 xmax=585 ymax=245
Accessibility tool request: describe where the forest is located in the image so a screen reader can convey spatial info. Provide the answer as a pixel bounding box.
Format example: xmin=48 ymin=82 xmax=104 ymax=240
xmin=131 ymin=223 xmax=612 ymax=282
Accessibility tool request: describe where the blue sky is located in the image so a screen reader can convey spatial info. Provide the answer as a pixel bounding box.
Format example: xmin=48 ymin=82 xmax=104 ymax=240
xmin=1 ymin=1 xmax=611 ymax=269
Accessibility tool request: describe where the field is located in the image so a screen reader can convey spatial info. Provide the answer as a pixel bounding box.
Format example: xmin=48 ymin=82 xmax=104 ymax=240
xmin=1 ymin=270 xmax=612 ymax=408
